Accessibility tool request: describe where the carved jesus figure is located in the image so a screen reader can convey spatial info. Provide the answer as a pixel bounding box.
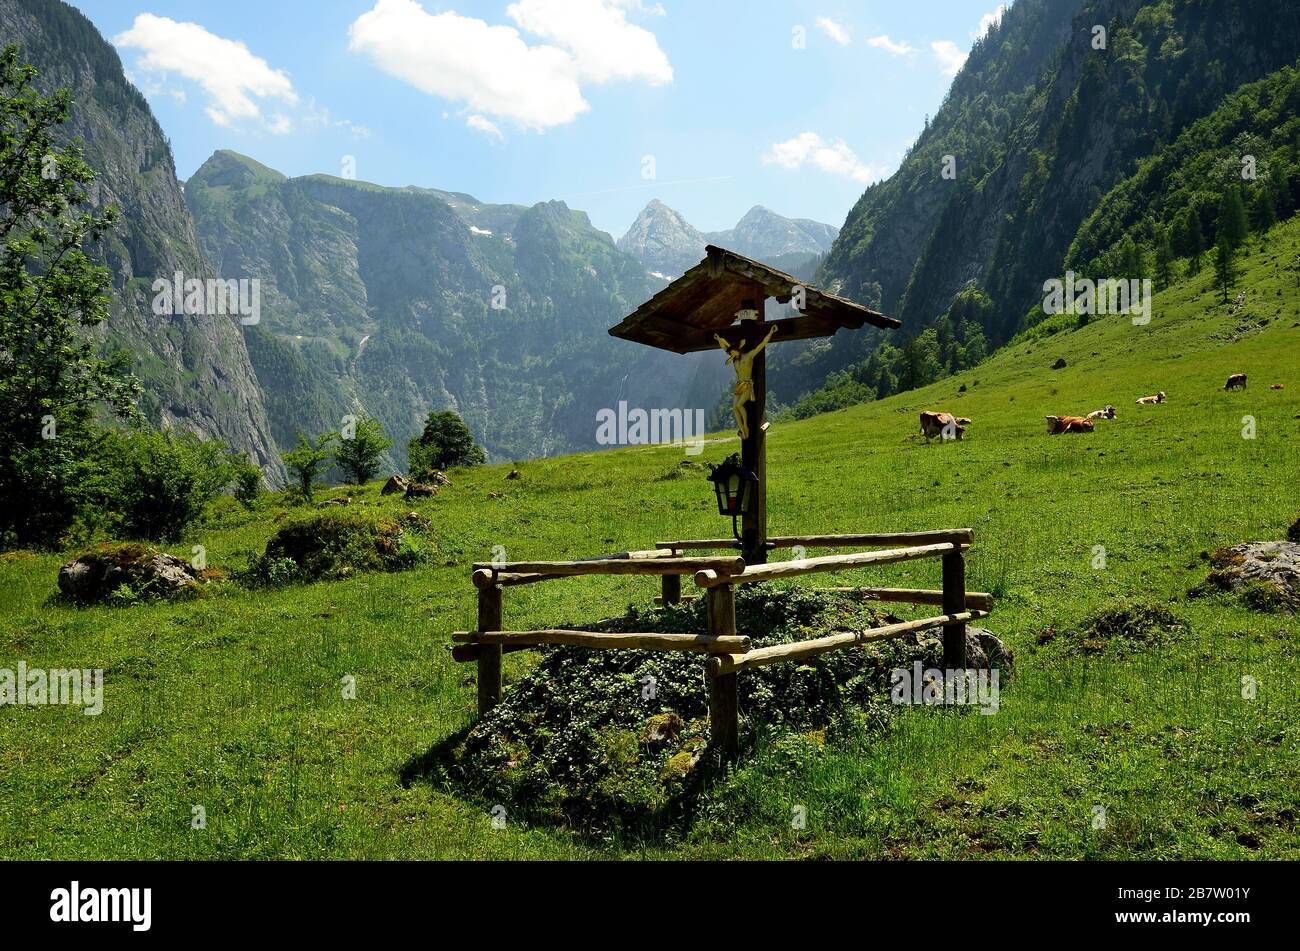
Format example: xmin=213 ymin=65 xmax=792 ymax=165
xmin=714 ymin=326 xmax=777 ymax=440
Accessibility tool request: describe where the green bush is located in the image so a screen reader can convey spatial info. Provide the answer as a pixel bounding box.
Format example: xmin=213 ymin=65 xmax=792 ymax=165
xmin=94 ymin=430 xmax=236 ymax=541
xmin=230 ymin=455 xmax=263 ymax=508
xmin=241 ymin=511 xmax=430 ymax=586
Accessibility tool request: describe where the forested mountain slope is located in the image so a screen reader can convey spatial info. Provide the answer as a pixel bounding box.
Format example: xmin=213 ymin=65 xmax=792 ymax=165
xmin=774 ymin=0 xmax=1300 ymax=407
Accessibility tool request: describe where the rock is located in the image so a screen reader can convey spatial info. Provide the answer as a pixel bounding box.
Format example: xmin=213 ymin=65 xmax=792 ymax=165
xmin=1051 ymin=358 xmax=1067 ymax=370
xmin=1201 ymin=542 xmax=1300 ymax=606
xmin=1288 ymin=518 xmax=1300 ymax=545
xmin=58 ymin=543 xmax=200 ymax=604
xmin=405 ymin=483 xmax=437 ymax=498
xmin=320 ymin=496 xmax=352 ymax=506
xmin=506 ymin=470 xmax=522 ymax=480
xmin=428 ymin=471 xmax=451 ymax=487
xmin=381 ymin=475 xmax=410 ymax=495
xmin=967 ymin=628 xmax=1015 ymax=672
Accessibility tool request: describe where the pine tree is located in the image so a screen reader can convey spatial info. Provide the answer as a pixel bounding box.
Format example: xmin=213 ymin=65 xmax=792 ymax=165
xmin=1217 ymin=186 xmax=1248 ymax=251
xmin=1154 ymin=226 xmax=1174 ymax=288
xmin=1213 ymin=237 xmax=1236 ymax=303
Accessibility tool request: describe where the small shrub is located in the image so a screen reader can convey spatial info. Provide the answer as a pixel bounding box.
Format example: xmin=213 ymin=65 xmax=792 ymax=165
xmin=240 ymin=511 xmax=430 ymax=586
xmin=231 ymin=456 xmax=264 ymax=507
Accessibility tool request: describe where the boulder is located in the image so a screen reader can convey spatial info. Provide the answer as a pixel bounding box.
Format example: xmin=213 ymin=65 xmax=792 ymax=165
xmin=381 ymin=475 xmax=410 ymax=495
xmin=1051 ymin=358 xmax=1067 ymax=370
xmin=405 ymin=482 xmax=438 ymax=498
xmin=58 ymin=543 xmax=200 ymax=604
xmin=506 ymin=470 xmax=522 ymax=480
xmin=1202 ymin=542 xmax=1300 ymax=606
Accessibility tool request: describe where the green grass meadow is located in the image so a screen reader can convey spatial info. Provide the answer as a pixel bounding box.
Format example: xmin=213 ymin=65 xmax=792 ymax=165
xmin=2 ymin=222 xmax=1299 ymax=859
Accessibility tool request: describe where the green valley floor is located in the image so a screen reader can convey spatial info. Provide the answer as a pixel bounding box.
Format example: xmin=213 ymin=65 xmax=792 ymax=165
xmin=2 ymin=222 xmax=1299 ymax=859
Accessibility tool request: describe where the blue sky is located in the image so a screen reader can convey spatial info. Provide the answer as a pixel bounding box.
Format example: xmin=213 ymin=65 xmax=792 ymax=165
xmin=70 ymin=0 xmax=1006 ymax=237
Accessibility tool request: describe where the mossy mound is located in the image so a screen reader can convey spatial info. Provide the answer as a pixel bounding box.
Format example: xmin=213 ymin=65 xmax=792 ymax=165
xmin=242 ymin=511 xmax=430 ymax=585
xmin=1047 ymin=598 xmax=1186 ymax=656
xmin=436 ymin=588 xmax=1010 ymax=834
xmin=57 ymin=542 xmax=200 ymax=605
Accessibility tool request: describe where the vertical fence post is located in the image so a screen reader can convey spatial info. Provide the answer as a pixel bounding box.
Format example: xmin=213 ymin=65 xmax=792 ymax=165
xmin=477 ymin=582 xmax=503 ymax=715
xmin=661 ymin=572 xmax=682 ymax=606
xmin=706 ymin=584 xmax=739 ymax=757
xmin=942 ymin=548 xmax=967 ymax=669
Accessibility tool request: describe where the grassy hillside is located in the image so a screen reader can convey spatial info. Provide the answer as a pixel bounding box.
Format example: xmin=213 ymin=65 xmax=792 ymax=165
xmin=1 ymin=218 xmax=1298 ymax=859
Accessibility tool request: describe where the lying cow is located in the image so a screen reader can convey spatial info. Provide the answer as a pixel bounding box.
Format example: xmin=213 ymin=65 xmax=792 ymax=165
xmin=1271 ymin=383 xmax=1284 ymax=390
xmin=1046 ymin=415 xmax=1095 ymax=434
xmin=1086 ymin=405 xmax=1116 ymax=420
xmin=1135 ymin=391 xmax=1166 ymax=405
xmin=919 ymin=411 xmax=970 ymax=442
xmin=1225 ymin=373 xmax=1247 ymax=391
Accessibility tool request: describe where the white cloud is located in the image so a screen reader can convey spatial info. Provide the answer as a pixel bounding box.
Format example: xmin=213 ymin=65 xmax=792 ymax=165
xmin=976 ymin=4 xmax=1009 ymax=37
xmin=113 ymin=14 xmax=298 ymax=129
xmin=866 ymin=34 xmax=916 ymax=56
xmin=931 ymin=40 xmax=968 ymax=77
xmin=348 ymin=0 xmax=671 ymax=132
xmin=266 ymin=114 xmax=292 ymax=135
xmin=467 ymin=114 xmax=504 ymax=140
xmin=350 ymin=1 xmax=586 ymax=130
xmin=763 ymin=132 xmax=883 ymax=184
xmin=507 ymin=0 xmax=673 ymax=84
xmin=815 ymin=17 xmax=851 ymax=46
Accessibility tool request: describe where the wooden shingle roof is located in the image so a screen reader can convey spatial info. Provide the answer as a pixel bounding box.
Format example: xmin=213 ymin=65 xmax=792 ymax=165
xmin=609 ymin=245 xmax=900 ymax=354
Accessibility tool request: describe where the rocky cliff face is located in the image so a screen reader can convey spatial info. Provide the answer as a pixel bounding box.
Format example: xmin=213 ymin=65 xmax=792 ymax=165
xmin=0 ymin=0 xmax=283 ymax=480
xmin=187 ymin=152 xmax=724 ymax=465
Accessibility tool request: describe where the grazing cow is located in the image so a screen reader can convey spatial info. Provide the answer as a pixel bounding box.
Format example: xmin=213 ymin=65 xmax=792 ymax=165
xmin=1271 ymin=383 xmax=1285 ymax=390
xmin=1225 ymin=373 xmax=1247 ymax=391
xmin=1086 ymin=405 xmax=1117 ymax=421
xmin=1135 ymin=391 xmax=1166 ymax=405
xmin=919 ymin=411 xmax=967 ymax=442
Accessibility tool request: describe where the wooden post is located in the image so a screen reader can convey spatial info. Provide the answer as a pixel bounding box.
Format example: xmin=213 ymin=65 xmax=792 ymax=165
xmin=706 ymin=584 xmax=739 ymax=757
xmin=942 ymin=550 xmax=967 ymax=669
xmin=476 ymin=583 xmax=503 ymax=714
xmin=661 ymin=572 xmax=682 ymax=606
xmin=740 ymin=284 xmax=768 ymax=566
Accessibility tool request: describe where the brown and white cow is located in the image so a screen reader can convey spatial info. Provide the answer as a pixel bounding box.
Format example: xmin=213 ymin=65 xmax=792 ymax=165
xmin=1270 ymin=383 xmax=1284 ymax=390
xmin=1135 ymin=391 xmax=1166 ymax=405
xmin=1046 ymin=415 xmax=1095 ymax=434
xmin=919 ymin=411 xmax=969 ymax=442
xmin=1225 ymin=373 xmax=1247 ymax=391
xmin=1086 ymin=405 xmax=1116 ymax=420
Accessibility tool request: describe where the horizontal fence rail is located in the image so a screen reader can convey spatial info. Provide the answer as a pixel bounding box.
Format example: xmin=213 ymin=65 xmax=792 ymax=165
xmin=693 ymin=543 xmax=957 ymax=589
xmin=708 ymin=610 xmax=989 ymax=675
xmin=453 ymin=628 xmax=751 ymax=654
xmin=657 ymin=529 xmax=974 ymax=551
xmin=818 ymin=586 xmax=994 ymax=612
xmin=473 ymin=555 xmax=745 ymax=581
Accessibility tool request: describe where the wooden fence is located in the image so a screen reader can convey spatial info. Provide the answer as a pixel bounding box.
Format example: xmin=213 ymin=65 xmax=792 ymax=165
xmin=451 ymin=530 xmax=990 ymax=756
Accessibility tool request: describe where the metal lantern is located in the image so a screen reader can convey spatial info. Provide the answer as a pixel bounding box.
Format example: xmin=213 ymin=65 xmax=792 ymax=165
xmin=707 ymin=453 xmax=758 ymax=531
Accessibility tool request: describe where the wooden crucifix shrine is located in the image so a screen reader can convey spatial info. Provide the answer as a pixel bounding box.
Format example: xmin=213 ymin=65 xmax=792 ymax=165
xmin=609 ymin=245 xmax=900 ymax=566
